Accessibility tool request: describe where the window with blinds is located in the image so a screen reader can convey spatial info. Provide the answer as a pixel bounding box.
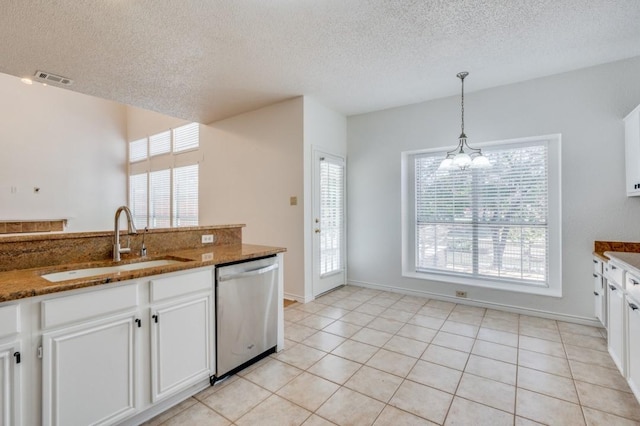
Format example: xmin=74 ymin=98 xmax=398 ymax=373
xmin=320 ymin=159 xmax=345 ymax=276
xmin=127 ymin=123 xmax=200 ymax=228
xmin=403 ymin=136 xmax=561 ymax=295
xmin=129 ymin=173 xmax=148 ymax=229
xmin=149 ymin=131 xmax=171 ymax=157
xmin=173 ymin=165 xmax=199 ymax=227
xmin=173 ymin=123 xmax=199 ymax=152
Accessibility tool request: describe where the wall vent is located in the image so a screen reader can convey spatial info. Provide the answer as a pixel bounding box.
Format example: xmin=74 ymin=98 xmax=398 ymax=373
xmin=34 ymin=70 xmax=73 ymax=86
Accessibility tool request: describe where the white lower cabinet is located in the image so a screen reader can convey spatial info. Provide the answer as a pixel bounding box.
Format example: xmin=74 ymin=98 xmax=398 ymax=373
xmin=37 ymin=266 xmax=215 ymax=426
xmin=607 ymin=282 xmax=627 ymax=375
xmin=0 ymin=340 xmax=21 ymax=426
xmin=627 ymin=296 xmax=640 ymax=400
xmin=42 ymin=314 xmax=139 ymax=426
xmin=150 ymin=294 xmax=212 ymax=402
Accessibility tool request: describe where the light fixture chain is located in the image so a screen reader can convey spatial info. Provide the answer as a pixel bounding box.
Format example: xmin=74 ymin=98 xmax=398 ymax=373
xmin=461 ymin=76 xmax=464 ymax=135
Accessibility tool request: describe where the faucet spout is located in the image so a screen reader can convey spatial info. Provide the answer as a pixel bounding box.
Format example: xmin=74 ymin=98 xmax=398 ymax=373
xmin=113 ymin=206 xmax=138 ymax=261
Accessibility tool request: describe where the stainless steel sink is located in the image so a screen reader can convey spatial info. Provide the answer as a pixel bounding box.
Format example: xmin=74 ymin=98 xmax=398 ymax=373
xmin=41 ymin=259 xmax=185 ymax=283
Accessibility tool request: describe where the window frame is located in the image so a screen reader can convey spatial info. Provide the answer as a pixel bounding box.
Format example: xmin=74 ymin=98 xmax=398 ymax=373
xmin=401 ymin=134 xmax=562 ymax=297
xmin=127 ymin=123 xmax=201 ymax=229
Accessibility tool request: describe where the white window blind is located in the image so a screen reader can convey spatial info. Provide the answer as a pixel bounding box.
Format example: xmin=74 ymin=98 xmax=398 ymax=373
xmin=129 ymin=139 xmax=147 ymax=163
xmin=320 ymin=159 xmax=344 ymax=276
xmin=149 ymin=169 xmax=171 ymax=228
xmin=173 ymin=123 xmax=199 ymax=153
xmin=173 ymin=164 xmax=199 ymax=227
xmin=128 ymin=123 xmax=200 ymax=229
xmin=129 ymin=173 xmax=148 ymax=229
xmin=149 ymin=130 xmax=171 ymax=157
xmin=414 ymin=141 xmax=550 ymax=285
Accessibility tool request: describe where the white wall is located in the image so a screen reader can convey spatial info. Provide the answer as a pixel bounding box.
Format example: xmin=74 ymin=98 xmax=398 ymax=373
xmin=126 ymin=105 xmax=190 ymax=142
xmin=0 ymin=72 xmax=127 ymax=231
xmin=199 ymin=98 xmax=305 ymax=298
xmin=303 ymin=97 xmax=348 ymax=300
xmin=347 ymin=56 xmax=640 ymax=321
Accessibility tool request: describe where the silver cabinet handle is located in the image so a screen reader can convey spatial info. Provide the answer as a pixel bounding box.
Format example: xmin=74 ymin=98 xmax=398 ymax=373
xmin=218 ymin=263 xmax=279 ymax=282
xmin=609 ymin=284 xmax=617 ymax=291
xmin=631 ymin=279 xmax=639 ymax=286
xmin=611 ymin=265 xmax=617 ymax=270
xmin=629 ymin=303 xmax=639 ymax=311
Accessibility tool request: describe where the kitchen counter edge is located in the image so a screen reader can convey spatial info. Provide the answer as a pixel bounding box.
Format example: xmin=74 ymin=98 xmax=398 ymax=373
xmin=0 ymin=244 xmax=286 ymax=303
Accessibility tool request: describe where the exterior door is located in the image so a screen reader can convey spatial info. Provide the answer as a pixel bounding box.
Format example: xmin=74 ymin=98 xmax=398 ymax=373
xmin=312 ymin=150 xmax=346 ymax=297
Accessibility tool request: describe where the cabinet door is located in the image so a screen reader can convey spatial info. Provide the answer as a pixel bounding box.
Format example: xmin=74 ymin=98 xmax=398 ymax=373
xmin=593 ymin=274 xmax=605 ymax=325
xmin=42 ymin=314 xmax=139 ymax=426
xmin=0 ymin=341 xmax=21 ymax=426
xmin=150 ymin=294 xmax=212 ymax=402
xmin=607 ymin=284 xmax=626 ymax=375
xmin=628 ymin=299 xmax=640 ymax=400
xmin=625 ymin=107 xmax=640 ymax=196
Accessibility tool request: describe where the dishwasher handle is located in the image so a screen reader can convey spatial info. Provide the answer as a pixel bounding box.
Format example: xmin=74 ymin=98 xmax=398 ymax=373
xmin=218 ymin=263 xmax=279 ymax=282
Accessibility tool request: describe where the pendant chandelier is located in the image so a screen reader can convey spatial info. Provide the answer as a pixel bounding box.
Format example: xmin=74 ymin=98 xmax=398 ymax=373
xmin=439 ymin=72 xmax=490 ymax=170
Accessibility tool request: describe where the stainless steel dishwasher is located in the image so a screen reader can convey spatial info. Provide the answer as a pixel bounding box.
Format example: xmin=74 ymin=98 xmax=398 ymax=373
xmin=215 ymin=256 xmax=279 ymax=379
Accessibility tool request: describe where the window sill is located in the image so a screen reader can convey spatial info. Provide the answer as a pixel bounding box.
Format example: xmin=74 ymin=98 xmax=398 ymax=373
xmin=402 ymin=270 xmax=562 ymax=298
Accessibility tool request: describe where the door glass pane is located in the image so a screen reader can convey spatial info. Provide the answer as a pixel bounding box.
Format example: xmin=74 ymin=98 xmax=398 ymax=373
xmin=320 ymin=159 xmax=344 ymax=276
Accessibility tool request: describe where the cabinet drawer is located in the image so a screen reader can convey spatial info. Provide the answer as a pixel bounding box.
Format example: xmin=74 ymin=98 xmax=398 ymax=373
xmin=626 ymin=272 xmax=640 ymax=290
xmin=0 ymin=304 xmax=20 ymax=339
xmin=605 ymin=261 xmax=625 ymax=286
xmin=593 ymin=257 xmax=604 ymax=275
xmin=594 ymin=273 xmax=604 ymax=293
xmin=150 ymin=268 xmax=213 ymax=302
xmin=41 ymin=283 xmax=139 ymax=330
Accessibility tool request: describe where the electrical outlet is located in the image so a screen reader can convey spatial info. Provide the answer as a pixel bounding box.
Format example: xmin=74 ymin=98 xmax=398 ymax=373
xmin=201 ymin=235 xmax=214 ymax=244
xmin=201 ymin=253 xmax=213 ymax=261
xmin=455 ymin=291 xmax=467 ymax=298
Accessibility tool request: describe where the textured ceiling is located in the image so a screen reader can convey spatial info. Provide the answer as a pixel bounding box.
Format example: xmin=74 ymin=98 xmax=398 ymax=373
xmin=1 ymin=1 xmax=640 ymax=123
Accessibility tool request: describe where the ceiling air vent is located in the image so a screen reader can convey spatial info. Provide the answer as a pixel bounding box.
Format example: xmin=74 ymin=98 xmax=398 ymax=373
xmin=34 ymin=70 xmax=73 ymax=86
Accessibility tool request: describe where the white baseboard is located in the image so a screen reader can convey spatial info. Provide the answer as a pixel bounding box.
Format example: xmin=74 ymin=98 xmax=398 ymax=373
xmin=348 ymin=279 xmax=603 ymax=328
xmin=284 ymin=292 xmax=313 ymax=304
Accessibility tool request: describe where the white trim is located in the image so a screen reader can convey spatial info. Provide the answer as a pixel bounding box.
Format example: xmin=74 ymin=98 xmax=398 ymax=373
xmin=348 ymin=279 xmax=602 ymax=328
xmin=284 ymin=292 xmax=314 ymax=304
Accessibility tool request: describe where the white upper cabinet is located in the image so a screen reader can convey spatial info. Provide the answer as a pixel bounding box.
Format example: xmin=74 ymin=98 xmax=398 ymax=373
xmin=624 ymin=104 xmax=640 ymax=196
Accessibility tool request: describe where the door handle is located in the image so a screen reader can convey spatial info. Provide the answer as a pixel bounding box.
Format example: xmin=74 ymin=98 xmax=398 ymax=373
xmin=315 ymin=229 xmax=321 ymax=233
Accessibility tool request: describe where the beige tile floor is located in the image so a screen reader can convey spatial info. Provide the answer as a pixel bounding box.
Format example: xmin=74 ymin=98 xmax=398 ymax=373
xmin=144 ymin=285 xmax=640 ymax=425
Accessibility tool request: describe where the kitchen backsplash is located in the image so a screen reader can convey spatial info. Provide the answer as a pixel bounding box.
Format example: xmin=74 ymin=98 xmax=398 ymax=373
xmin=0 ymin=220 xmax=65 ymax=234
xmin=0 ymin=225 xmax=244 ymax=272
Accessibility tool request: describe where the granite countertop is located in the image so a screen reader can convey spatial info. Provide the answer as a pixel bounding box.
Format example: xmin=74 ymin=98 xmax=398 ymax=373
xmin=0 ymin=243 xmax=285 ymax=303
xmin=604 ymin=251 xmax=640 ymax=276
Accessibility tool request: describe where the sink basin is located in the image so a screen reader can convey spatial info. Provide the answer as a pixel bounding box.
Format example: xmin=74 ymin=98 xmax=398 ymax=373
xmin=41 ymin=259 xmax=185 ymax=283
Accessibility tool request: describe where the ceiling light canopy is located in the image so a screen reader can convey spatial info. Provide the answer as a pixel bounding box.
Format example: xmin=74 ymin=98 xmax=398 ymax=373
xmin=439 ymin=72 xmax=490 ymax=171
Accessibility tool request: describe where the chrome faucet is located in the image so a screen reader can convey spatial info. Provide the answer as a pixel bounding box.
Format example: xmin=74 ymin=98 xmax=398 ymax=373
xmin=113 ymin=206 xmax=137 ymax=261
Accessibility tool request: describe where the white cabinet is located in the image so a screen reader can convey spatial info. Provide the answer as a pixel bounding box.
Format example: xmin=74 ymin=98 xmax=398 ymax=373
xmin=0 ymin=340 xmax=21 ymax=426
xmin=150 ymin=295 xmax=213 ymax=402
xmin=593 ymin=257 xmax=607 ymax=327
xmin=0 ymin=303 xmax=22 ymax=426
xmin=149 ymin=269 xmax=215 ymax=403
xmin=39 ymin=267 xmax=216 ymax=426
xmin=624 ymin=104 xmax=640 ymax=196
xmin=40 ymin=283 xmax=141 ymax=426
xmin=42 ymin=314 xmax=139 ymax=426
xmin=607 ymin=280 xmax=627 ymax=375
xmin=627 ymin=295 xmax=640 ymax=401
xmin=151 ymin=295 xmax=213 ymax=402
